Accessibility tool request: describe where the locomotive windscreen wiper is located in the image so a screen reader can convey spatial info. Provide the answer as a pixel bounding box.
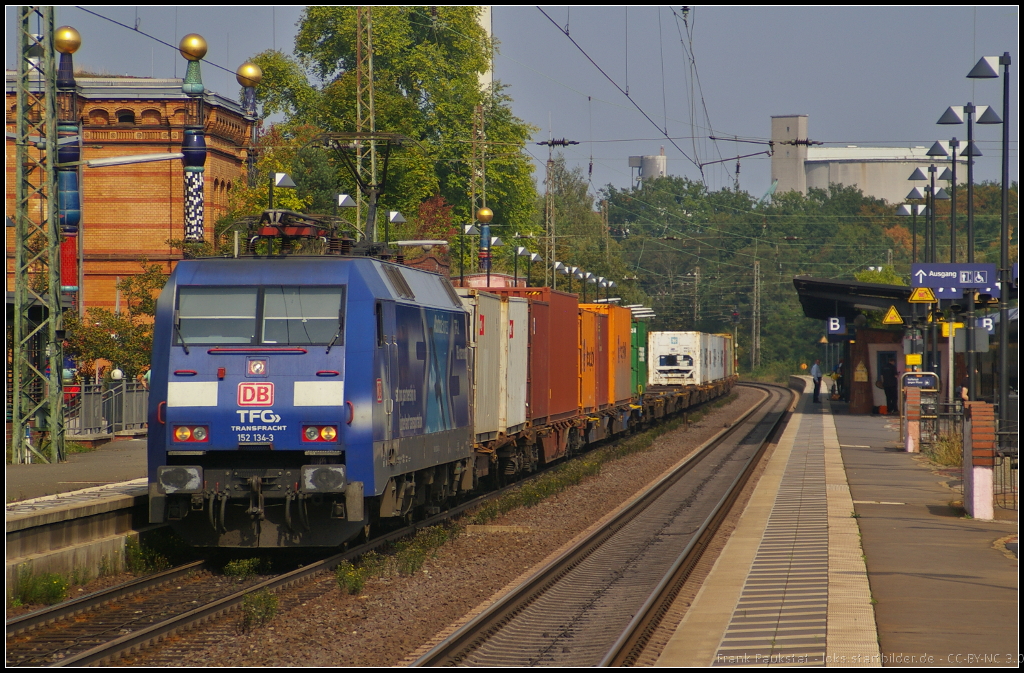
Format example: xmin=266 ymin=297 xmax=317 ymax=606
xmin=326 ymin=310 xmax=344 ymax=354
xmin=173 ymin=313 xmax=190 ymax=354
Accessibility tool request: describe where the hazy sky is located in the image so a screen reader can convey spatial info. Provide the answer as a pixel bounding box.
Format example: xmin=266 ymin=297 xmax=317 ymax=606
xmin=7 ymin=6 xmax=1018 ymax=198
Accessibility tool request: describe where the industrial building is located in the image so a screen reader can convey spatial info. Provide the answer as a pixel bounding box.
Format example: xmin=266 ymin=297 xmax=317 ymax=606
xmin=770 ymin=114 xmax=964 ymax=204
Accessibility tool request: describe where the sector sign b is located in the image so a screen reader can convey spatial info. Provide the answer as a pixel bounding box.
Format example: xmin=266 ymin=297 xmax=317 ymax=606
xmin=826 ymin=317 xmax=847 ymax=335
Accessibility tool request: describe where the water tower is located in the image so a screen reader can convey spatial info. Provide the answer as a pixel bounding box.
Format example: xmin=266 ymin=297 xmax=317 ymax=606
xmin=628 ymin=147 xmax=667 ymax=183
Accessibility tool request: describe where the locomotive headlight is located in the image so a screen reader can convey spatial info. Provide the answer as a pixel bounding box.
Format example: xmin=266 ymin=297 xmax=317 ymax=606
xmin=302 ymin=425 xmax=339 ymax=442
xmin=174 ymin=426 xmax=192 ymax=441
xmin=191 ymin=426 xmax=208 ymax=441
xmin=157 ymin=465 xmax=202 ymax=494
xmin=301 ymin=465 xmax=346 ymax=493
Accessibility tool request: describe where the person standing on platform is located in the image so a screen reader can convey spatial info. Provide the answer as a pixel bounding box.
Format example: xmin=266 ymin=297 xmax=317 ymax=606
xmin=882 ymin=357 xmax=899 ymax=415
xmin=833 ymin=358 xmax=846 ymax=402
xmin=811 ymin=359 xmax=823 ymax=403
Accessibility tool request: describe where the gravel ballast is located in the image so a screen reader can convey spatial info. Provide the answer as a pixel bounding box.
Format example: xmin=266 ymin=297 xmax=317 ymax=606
xmin=126 ymin=387 xmax=764 ymax=667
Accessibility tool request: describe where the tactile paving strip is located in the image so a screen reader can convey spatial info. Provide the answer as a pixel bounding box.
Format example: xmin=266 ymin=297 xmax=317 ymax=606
xmin=712 ymin=411 xmax=828 ymax=667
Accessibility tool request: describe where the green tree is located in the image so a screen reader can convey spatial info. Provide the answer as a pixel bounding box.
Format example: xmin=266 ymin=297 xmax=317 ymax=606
xmin=63 ymin=263 xmax=167 ymax=377
xmin=243 ymin=7 xmax=538 ymax=236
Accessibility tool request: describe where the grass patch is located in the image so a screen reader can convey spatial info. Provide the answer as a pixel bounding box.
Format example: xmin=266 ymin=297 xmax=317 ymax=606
xmin=926 ymin=432 xmax=963 ymax=467
xmin=65 ymin=441 xmax=95 ymax=455
xmin=238 ymin=590 xmax=277 ymax=632
xmin=223 ymin=557 xmax=268 ymax=580
xmin=11 ymin=567 xmax=69 ymax=606
xmin=335 ymin=524 xmax=463 ymax=594
xmin=124 ymin=537 xmax=170 ymax=574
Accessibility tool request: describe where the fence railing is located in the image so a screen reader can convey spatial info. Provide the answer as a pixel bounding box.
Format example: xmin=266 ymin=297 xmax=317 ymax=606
xmin=64 ymin=381 xmax=149 ymax=437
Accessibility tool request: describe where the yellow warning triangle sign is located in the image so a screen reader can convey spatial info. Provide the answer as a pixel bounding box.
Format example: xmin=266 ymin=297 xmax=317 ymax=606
xmin=909 ymin=287 xmax=937 ymax=303
xmin=882 ymin=305 xmax=903 ymax=324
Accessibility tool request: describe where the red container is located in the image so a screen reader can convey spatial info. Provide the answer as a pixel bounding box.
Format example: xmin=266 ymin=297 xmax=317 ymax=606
xmin=483 ymin=287 xmax=579 ymax=424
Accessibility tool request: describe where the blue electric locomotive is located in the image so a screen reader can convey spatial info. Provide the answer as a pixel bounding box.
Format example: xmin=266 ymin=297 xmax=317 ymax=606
xmin=147 ymin=252 xmax=473 ymax=547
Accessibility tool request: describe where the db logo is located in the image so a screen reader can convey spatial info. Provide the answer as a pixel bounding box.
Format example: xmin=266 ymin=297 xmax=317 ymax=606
xmin=238 ymin=382 xmax=274 ymax=406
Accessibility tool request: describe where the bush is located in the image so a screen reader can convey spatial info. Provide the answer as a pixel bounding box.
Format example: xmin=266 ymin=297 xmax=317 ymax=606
xmin=239 ymin=590 xmax=277 ymax=632
xmin=12 ymin=567 xmax=69 ymax=606
xmin=928 ymin=433 xmax=963 ymax=467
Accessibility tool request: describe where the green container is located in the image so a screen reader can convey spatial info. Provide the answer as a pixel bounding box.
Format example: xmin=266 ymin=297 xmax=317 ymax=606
xmin=631 ymin=318 xmax=649 ymax=397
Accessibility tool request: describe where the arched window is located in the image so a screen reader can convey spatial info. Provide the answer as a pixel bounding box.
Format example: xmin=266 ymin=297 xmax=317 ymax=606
xmin=89 ymin=109 xmax=109 ymax=125
xmin=140 ymin=109 xmax=162 ymax=125
xmin=115 ymin=109 xmax=135 ymax=124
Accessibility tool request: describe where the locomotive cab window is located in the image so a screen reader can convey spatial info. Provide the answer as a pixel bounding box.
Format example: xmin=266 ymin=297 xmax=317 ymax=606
xmin=177 ymin=287 xmax=258 ymax=344
xmin=175 ymin=285 xmax=345 ymax=346
xmin=263 ymin=286 xmax=345 ymax=345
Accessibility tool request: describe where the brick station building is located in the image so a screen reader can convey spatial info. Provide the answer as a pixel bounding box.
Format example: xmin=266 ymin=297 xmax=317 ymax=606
xmin=5 ymin=73 xmax=254 ymax=312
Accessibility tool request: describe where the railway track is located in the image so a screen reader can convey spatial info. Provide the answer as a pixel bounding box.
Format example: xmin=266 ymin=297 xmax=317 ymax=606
xmin=5 ymin=391 xmax=755 ymax=667
xmin=413 ymin=382 xmax=794 ymax=667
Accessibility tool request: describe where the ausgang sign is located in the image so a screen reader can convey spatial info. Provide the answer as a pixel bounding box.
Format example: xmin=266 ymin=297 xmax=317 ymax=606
xmin=911 ymin=263 xmax=998 ymax=290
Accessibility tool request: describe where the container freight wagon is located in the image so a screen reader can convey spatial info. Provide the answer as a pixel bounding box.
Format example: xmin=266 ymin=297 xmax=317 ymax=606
xmin=649 ymin=331 xmax=701 ymax=387
xmin=578 ymin=307 xmax=599 ymax=413
xmin=649 ymin=331 xmax=733 ymax=387
xmin=501 ymin=296 xmax=528 ymax=435
xmin=457 ymin=289 xmax=503 ymax=442
xmin=483 ymin=288 xmax=579 ymax=426
xmin=631 ymin=318 xmax=649 ymax=397
xmin=717 ymin=333 xmax=736 ymax=379
xmin=581 ymin=304 xmax=634 ymax=405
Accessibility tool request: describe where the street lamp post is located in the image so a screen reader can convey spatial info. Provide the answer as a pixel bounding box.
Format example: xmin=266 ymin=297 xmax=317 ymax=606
xmin=459 ymin=224 xmax=479 ymax=286
xmin=968 ymin=53 xmax=1013 ymax=429
xmin=937 ymin=103 xmax=998 ymax=400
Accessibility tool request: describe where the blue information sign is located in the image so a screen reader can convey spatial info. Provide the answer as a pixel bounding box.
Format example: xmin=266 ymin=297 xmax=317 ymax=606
xmin=910 ymin=263 xmax=1000 ymax=298
xmin=912 ymin=263 xmax=997 ymax=288
xmin=977 ymin=316 xmax=996 ymax=335
xmin=902 ymin=372 xmax=939 ymax=389
xmin=826 ymin=316 xmax=847 ymax=335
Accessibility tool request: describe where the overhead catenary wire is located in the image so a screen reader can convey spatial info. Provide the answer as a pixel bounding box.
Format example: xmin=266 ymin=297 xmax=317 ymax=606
xmin=536 ymin=6 xmax=700 ymax=173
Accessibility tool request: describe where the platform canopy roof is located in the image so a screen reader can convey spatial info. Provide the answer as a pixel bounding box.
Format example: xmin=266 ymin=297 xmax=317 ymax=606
xmin=792 ymin=276 xmax=912 ymax=321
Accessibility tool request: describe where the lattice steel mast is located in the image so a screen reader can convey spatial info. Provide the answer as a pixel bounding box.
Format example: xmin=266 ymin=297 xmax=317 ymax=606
xmin=355 ymin=7 xmax=378 ymax=241
xmin=12 ymin=6 xmax=63 ymax=463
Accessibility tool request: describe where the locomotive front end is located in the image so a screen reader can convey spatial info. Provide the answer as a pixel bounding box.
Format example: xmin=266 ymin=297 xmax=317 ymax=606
xmin=147 ymin=259 xmax=369 ymax=547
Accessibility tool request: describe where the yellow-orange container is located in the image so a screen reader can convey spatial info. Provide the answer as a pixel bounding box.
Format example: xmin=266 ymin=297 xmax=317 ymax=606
xmin=581 ymin=304 xmax=633 ymax=405
xmin=578 ymin=307 xmax=598 ymax=413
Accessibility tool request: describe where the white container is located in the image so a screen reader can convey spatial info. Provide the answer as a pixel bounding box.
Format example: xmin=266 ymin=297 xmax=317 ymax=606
xmin=457 ymin=289 xmax=502 ymax=440
xmin=502 ymin=296 xmax=529 ymax=434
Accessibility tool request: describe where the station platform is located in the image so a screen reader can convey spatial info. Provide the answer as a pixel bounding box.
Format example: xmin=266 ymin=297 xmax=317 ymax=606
xmin=6 ymin=438 xmax=147 ymax=503
xmin=5 ymin=439 xmax=149 ymax=589
xmin=657 ymin=377 xmax=1018 ymax=667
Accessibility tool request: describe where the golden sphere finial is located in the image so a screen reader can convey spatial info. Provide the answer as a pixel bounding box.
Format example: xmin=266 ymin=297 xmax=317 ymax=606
xmin=178 ymin=34 xmax=208 ymax=61
xmin=236 ymin=62 xmax=263 ymax=88
xmin=55 ymin=26 xmax=81 ymax=54
xmin=476 ymin=207 xmax=494 ymax=224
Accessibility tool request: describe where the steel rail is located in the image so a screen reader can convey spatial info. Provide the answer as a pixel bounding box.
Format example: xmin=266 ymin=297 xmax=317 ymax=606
xmin=11 ymin=390 xmax=741 ymax=667
xmin=5 ymin=560 xmax=206 ymax=638
xmin=411 ymin=382 xmax=785 ymax=667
